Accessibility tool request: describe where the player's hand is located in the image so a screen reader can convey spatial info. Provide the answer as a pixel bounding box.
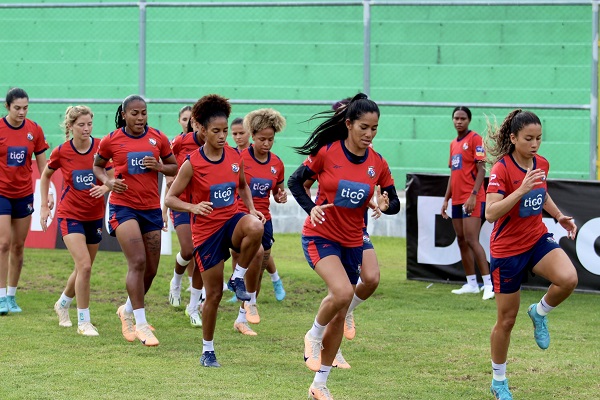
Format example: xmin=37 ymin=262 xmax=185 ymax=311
xmin=274 ymin=188 xmax=287 ymax=204
xmin=190 ymin=201 xmax=213 ymax=216
xmin=40 ymin=206 xmax=51 ymax=232
xmin=518 ymin=168 xmax=545 ymax=195
xmin=107 ymin=178 xmax=128 ymax=193
xmin=371 ymin=206 xmax=382 ymax=219
xmin=310 ymin=203 xmax=334 ymax=227
xmin=250 ymin=210 xmax=266 ymax=224
xmin=89 ymin=184 xmax=109 ymax=198
xmin=556 ymin=213 xmax=577 ymax=240
xmin=463 ymin=195 xmax=476 ymax=215
xmin=441 ymin=200 xmax=449 ymax=219
xmin=47 ymin=193 xmax=55 ymax=211
xmin=143 ymin=156 xmax=163 ymax=172
xmin=376 ymin=186 xmax=389 ymax=212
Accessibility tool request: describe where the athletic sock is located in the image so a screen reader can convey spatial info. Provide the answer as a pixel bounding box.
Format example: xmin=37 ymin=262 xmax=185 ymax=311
xmin=248 ymin=291 xmax=257 ymax=305
xmin=466 ymin=275 xmax=478 ymax=288
xmin=482 ymin=274 xmax=492 ymax=287
xmin=7 ymin=286 xmax=17 ymax=296
xmin=308 ymin=318 xmax=326 ymax=340
xmin=232 ymin=264 xmax=247 ymax=279
xmin=58 ymin=292 xmax=74 ymax=308
xmin=124 ymin=297 xmax=134 ymax=313
xmin=133 ymin=308 xmax=147 ymax=326
xmin=77 ymin=308 xmax=91 ymax=324
xmin=313 ymin=365 xmax=331 ymax=384
xmin=537 ymin=295 xmax=555 ymax=316
xmin=189 ymin=288 xmax=202 ymax=312
xmin=171 ymin=269 xmax=184 ymax=287
xmin=348 ymin=293 xmax=365 ymax=313
xmin=269 ymin=271 xmax=280 ymax=282
xmin=492 ymin=361 xmax=507 ymax=381
xmin=202 ymin=339 xmax=214 ymax=353
xmin=236 ymin=306 xmax=247 ymax=323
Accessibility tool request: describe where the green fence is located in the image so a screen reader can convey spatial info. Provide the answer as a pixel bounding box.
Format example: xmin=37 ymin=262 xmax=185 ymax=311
xmin=0 ymin=1 xmax=594 ymax=186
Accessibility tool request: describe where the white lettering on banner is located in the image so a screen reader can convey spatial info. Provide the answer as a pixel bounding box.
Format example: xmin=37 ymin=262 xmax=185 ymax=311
xmin=575 ymin=218 xmax=600 ymax=275
xmin=417 ymin=195 xmax=600 ymax=276
xmin=30 ymin=179 xmax=57 ymax=231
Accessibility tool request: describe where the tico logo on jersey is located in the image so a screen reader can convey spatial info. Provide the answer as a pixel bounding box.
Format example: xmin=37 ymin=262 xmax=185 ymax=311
xmin=210 ymin=182 xmax=236 ymax=208
xmin=519 ymin=188 xmax=545 ymax=218
xmin=127 ymin=151 xmax=153 ymax=175
xmin=73 ymin=169 xmax=95 ymax=190
xmin=250 ymin=177 xmax=272 ymax=198
xmin=334 ymin=179 xmax=370 ymax=209
xmin=451 ymin=154 xmax=462 ymax=170
xmin=7 ymin=146 xmax=27 ymax=167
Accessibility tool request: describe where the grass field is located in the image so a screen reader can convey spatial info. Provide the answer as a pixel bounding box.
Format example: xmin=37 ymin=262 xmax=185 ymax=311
xmin=1 ymin=233 xmax=599 ymax=400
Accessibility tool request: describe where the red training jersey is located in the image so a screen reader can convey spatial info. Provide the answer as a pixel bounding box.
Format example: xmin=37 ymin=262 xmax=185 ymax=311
xmin=448 ymin=130 xmax=486 ymax=204
xmin=171 ymin=131 xmax=204 ymax=202
xmin=97 ymin=127 xmax=172 ymax=210
xmin=236 ymin=146 xmax=285 ymax=221
xmin=487 ymin=153 xmax=549 ymax=258
xmin=187 ymin=145 xmax=242 ymax=246
xmin=0 ymin=117 xmax=48 ymax=198
xmin=302 ymin=140 xmax=395 ymax=247
xmin=48 ymin=138 xmax=110 ymax=221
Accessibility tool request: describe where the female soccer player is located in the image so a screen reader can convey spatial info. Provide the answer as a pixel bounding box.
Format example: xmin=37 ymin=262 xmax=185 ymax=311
xmin=0 ymin=87 xmax=50 ymax=315
xmin=165 ymin=94 xmax=264 ymax=367
xmin=40 ymin=105 xmax=110 ymax=336
xmin=93 ymin=95 xmax=178 ymax=346
xmin=441 ymin=106 xmax=493 ymax=300
xmin=231 ymin=117 xmax=249 ymax=151
xmin=485 ymin=110 xmax=577 ymax=400
xmin=231 ymin=108 xmax=287 ymax=336
xmin=167 ymin=118 xmax=206 ymax=328
xmin=288 ymin=93 xmax=400 ymax=399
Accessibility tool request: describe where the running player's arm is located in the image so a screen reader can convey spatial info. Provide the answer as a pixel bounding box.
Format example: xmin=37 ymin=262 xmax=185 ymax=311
xmin=543 ymin=193 xmax=577 ymax=239
xmin=238 ymin=160 xmax=265 ymax=222
xmin=35 ymin=150 xmax=54 ymax=210
xmin=288 ymin=165 xmax=331 ymax=226
xmin=39 ymin=163 xmax=55 ymax=232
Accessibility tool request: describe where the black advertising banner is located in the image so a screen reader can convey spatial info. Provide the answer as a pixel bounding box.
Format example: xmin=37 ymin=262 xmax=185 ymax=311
xmin=406 ymin=173 xmax=600 ymax=292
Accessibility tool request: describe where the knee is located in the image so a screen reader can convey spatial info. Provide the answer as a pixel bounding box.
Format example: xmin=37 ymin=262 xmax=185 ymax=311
xmin=180 ymin=249 xmax=193 ymax=262
xmin=10 ymin=241 xmax=25 ymax=255
xmin=496 ymin=316 xmax=517 ymax=333
xmin=77 ymin=263 xmax=92 ymax=278
xmin=0 ymin=240 xmax=9 ymax=254
xmin=561 ymin=271 xmax=578 ymax=293
xmin=247 ymin=219 xmax=264 ymax=239
xmin=360 ymin=269 xmax=380 ymax=289
xmin=127 ymin=256 xmax=147 ymax=272
xmin=331 ymin=286 xmax=354 ymax=309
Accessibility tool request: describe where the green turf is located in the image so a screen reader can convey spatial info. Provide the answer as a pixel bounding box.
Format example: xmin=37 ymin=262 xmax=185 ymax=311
xmin=0 ymin=234 xmax=598 ymax=399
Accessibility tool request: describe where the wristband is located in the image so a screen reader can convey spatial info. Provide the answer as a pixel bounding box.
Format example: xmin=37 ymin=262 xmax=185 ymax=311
xmin=471 ymin=190 xmax=478 ymax=195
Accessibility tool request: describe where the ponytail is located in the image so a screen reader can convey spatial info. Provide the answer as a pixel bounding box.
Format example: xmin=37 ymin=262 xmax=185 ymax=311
xmin=485 ymin=109 xmax=541 ymax=165
xmin=294 ymin=93 xmax=378 ymax=156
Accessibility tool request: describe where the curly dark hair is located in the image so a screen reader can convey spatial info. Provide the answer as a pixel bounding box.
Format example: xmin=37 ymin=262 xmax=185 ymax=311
xmin=192 ymin=94 xmax=231 ymax=128
xmin=485 ymin=109 xmax=541 ymax=165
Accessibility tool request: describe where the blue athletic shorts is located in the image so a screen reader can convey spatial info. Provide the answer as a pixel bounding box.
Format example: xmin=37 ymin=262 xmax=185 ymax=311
xmin=262 ymin=219 xmax=275 ymax=251
xmin=193 ymin=212 xmax=246 ymax=272
xmin=58 ymin=218 xmax=103 ymax=244
xmin=301 ymin=235 xmax=363 ymax=285
xmin=170 ymin=209 xmax=190 ymax=228
xmin=490 ymin=233 xmax=561 ymax=294
xmin=362 ymin=228 xmax=374 ymax=251
xmin=108 ymin=204 xmax=163 ymax=236
xmin=0 ymin=194 xmax=34 ymax=219
xmin=452 ymin=202 xmax=485 ymax=219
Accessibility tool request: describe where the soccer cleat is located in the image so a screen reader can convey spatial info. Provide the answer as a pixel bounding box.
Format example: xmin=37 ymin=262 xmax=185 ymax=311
xmin=227 ymin=276 xmax=251 ymax=302
xmin=482 ymin=285 xmax=495 ymax=300
xmin=77 ymin=322 xmax=99 ymax=336
xmin=54 ymin=301 xmax=72 ymax=327
xmin=303 ymin=331 xmax=323 ymax=372
xmin=135 ymin=323 xmax=159 ymax=346
xmin=185 ymin=307 xmax=202 ymax=327
xmin=332 ymin=348 xmax=351 ymax=369
xmin=169 ymin=283 xmax=181 ymax=307
xmin=244 ymin=302 xmax=260 ymax=324
xmin=272 ymin=278 xmax=286 ymax=301
xmin=234 ymin=321 xmax=258 ymax=336
xmin=490 ymin=379 xmax=513 ymax=400
xmin=7 ymin=296 xmax=21 ymax=313
xmin=308 ymin=382 xmax=334 ymax=400
xmin=451 ymin=283 xmax=481 ymax=294
xmin=344 ymin=310 xmax=355 ymax=340
xmin=116 ymin=305 xmax=136 ymax=342
xmin=0 ymin=297 xmax=8 ymax=315
xmin=527 ymin=303 xmax=550 ymax=350
xmin=227 ymin=293 xmax=238 ymax=303
xmin=200 ymin=350 xmax=221 ymax=367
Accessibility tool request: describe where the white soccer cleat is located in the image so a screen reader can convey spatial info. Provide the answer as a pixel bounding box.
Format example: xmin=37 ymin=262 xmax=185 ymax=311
xmin=482 ymin=285 xmax=495 ymax=300
xmin=77 ymin=322 xmax=99 ymax=336
xmin=451 ymin=283 xmax=481 ymax=295
xmin=54 ymin=301 xmax=72 ymax=327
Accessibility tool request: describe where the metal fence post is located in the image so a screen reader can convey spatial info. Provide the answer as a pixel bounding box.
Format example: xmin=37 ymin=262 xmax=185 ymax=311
xmin=591 ymin=1 xmax=599 ymax=179
xmin=363 ymin=0 xmax=371 ymax=96
xmin=139 ymin=0 xmax=147 ymax=98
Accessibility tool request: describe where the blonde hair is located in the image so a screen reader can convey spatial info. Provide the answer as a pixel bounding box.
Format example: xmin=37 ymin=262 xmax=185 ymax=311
xmin=243 ymin=108 xmax=286 ymax=136
xmin=61 ymin=105 xmax=93 ymax=141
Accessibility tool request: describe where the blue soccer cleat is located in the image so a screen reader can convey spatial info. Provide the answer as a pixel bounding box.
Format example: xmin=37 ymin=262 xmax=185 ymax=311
xmin=272 ymin=279 xmax=286 ymax=301
xmin=527 ymin=303 xmax=550 ymax=350
xmin=7 ymin=296 xmax=22 ymax=313
xmin=490 ymin=379 xmax=512 ymax=400
xmin=200 ymin=351 xmax=221 ymax=368
xmin=0 ymin=297 xmax=8 ymax=315
xmin=227 ymin=276 xmax=250 ymax=302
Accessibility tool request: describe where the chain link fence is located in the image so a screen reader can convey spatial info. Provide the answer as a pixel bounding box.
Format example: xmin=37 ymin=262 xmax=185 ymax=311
xmin=1 ymin=0 xmax=596 ymax=187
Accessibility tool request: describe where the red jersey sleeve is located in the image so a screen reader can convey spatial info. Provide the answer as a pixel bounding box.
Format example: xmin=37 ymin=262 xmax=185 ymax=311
xmin=276 ymin=158 xmax=285 ymax=185
xmin=377 ymin=155 xmax=394 ymax=188
xmin=302 ymin=148 xmax=325 ymax=177
xmin=158 ymin=132 xmax=172 ymax=160
xmin=33 ymin=124 xmax=49 ymax=155
xmin=47 ymin=146 xmax=62 ymax=170
xmin=472 ymin=133 xmax=486 ymax=163
xmin=97 ymin=134 xmax=113 ymax=161
xmin=487 ymin=161 xmax=507 ymax=195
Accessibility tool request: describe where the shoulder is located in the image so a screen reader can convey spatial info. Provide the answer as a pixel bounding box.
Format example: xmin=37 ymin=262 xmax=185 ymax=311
xmin=535 ymin=154 xmax=549 ymax=168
